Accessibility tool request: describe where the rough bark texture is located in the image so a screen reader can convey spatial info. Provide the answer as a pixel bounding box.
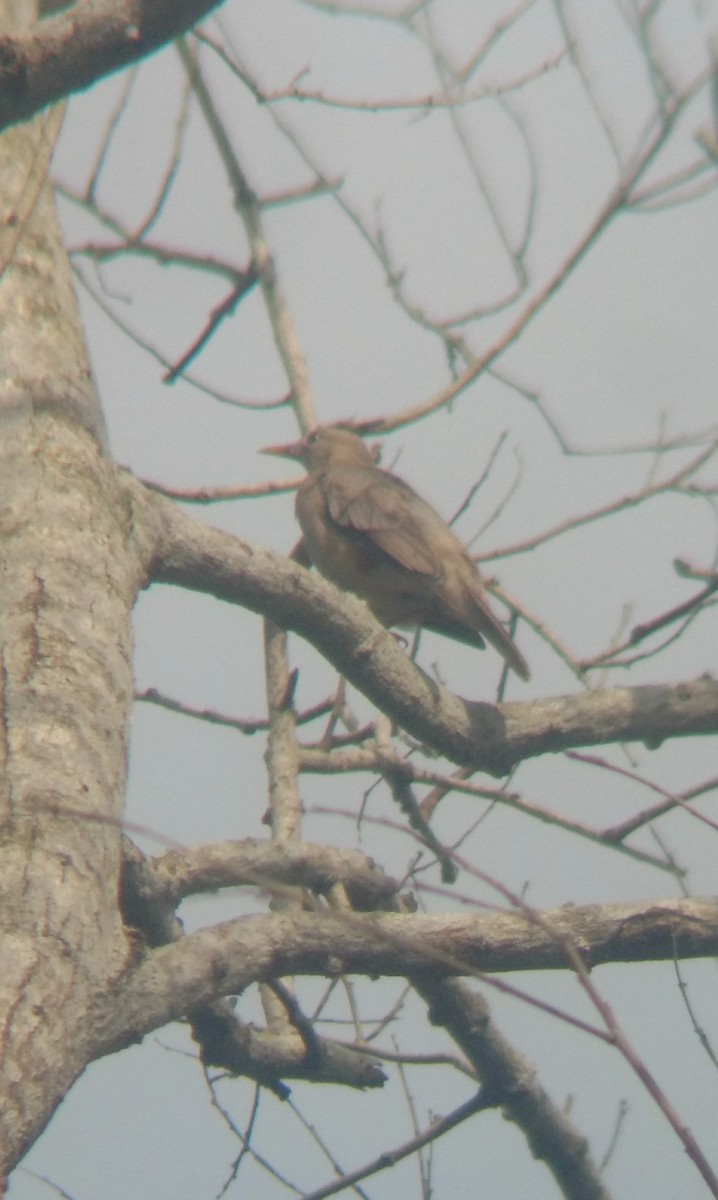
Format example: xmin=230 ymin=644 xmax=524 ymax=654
xmin=0 ymin=4 xmax=138 ymax=1170
xmin=0 ymin=0 xmax=226 ymax=133
xmin=0 ymin=107 xmax=107 ymax=445
xmin=0 ymin=420 xmax=141 ymax=1174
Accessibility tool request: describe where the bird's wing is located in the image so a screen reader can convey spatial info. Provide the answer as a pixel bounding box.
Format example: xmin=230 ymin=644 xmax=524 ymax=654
xmin=323 ymin=467 xmax=443 ymax=579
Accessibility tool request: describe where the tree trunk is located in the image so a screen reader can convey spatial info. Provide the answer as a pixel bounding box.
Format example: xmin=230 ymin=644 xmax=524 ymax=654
xmin=0 ymin=8 xmax=137 ymax=1175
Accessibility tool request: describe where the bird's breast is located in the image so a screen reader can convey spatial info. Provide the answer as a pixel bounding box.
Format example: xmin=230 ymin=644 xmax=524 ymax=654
xmin=296 ymin=474 xmax=378 ymax=588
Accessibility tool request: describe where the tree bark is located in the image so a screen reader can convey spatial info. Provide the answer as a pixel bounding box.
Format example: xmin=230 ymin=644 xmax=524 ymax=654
xmin=0 ymin=3 xmax=137 ymax=1173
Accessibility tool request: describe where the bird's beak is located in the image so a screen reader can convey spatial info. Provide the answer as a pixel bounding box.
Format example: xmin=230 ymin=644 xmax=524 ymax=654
xmin=261 ymin=438 xmax=306 ymax=462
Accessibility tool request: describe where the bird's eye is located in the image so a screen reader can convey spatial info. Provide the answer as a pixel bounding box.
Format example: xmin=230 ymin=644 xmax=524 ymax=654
xmin=306 ymin=429 xmax=320 ymax=445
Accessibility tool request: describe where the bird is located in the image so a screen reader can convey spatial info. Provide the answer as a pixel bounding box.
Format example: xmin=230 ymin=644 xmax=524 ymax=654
xmin=263 ymin=426 xmax=529 ymax=680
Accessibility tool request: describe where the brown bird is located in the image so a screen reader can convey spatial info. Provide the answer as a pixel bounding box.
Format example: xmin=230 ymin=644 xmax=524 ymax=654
xmin=264 ymin=426 xmax=529 ymax=680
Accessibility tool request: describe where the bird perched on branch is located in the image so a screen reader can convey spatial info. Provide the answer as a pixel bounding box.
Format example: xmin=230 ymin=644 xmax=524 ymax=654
xmin=263 ymin=426 xmax=529 ymax=680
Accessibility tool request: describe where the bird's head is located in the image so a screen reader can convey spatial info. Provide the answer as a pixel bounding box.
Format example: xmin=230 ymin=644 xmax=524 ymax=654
xmin=262 ymin=426 xmax=375 ymax=471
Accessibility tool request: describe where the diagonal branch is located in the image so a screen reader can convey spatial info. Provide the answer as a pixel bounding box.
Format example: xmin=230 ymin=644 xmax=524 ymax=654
xmin=0 ymin=0 xmax=226 ymax=131
xmin=415 ymin=977 xmax=613 ymax=1200
xmin=134 ymin=475 xmax=718 ymax=774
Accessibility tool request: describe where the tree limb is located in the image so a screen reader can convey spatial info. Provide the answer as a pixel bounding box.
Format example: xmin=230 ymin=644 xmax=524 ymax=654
xmin=133 ymin=476 xmax=718 ymax=774
xmin=96 ymin=897 xmax=718 ymax=1055
xmin=0 ymin=0 xmax=226 ymax=132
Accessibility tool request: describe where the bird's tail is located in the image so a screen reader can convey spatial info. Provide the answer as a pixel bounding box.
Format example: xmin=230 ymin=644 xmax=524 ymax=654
xmin=423 ymin=575 xmax=530 ymax=679
xmin=422 ymin=605 xmax=529 ymax=680
xmin=475 ymin=608 xmax=530 ymax=681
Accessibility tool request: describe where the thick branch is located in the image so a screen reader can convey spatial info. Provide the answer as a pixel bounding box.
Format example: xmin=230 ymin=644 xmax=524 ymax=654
xmin=190 ymin=1003 xmax=386 ymax=1092
xmin=120 ymin=837 xmax=387 ymax=1092
xmin=126 ymin=837 xmax=403 ymax=913
xmin=0 ymin=0 xmax=226 ymax=131
xmin=135 ymin=478 xmax=718 ymax=774
xmin=96 ymin=897 xmax=718 ymax=1055
xmin=121 ymin=837 xmax=389 ymax=1092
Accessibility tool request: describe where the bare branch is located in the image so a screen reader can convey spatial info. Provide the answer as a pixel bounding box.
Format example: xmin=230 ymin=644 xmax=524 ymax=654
xmin=98 ymin=897 xmax=718 ymax=1054
xmin=415 ymin=977 xmax=613 ymax=1200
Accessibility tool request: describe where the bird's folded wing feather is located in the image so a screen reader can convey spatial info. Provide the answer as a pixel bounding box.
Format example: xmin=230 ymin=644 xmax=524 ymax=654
xmin=323 ymin=468 xmax=442 ymax=579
